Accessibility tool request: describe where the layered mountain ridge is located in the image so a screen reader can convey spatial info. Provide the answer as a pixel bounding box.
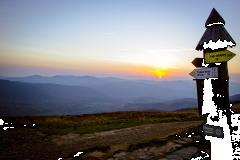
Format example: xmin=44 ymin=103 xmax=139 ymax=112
xmin=0 ymin=75 xmax=239 ymax=117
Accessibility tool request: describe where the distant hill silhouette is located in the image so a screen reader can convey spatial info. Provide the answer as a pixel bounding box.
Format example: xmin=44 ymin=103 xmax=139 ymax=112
xmin=0 ymin=80 xmax=50 ymax=100
xmin=120 ymin=100 xmax=198 ymax=112
xmin=121 ymin=102 xmax=168 ymax=111
xmin=229 ymin=94 xmax=240 ymax=104
xmin=2 ymin=75 xmax=240 ymax=97
xmin=0 ymin=76 xmax=240 ymax=117
xmin=2 ymin=75 xmax=126 ymax=86
xmin=128 ymin=97 xmax=169 ymax=103
xmin=165 ymin=101 xmax=197 ymax=111
xmin=0 ymin=79 xmax=108 ymax=100
xmin=164 ymin=98 xmax=197 ymax=104
xmin=0 ymin=80 xmax=123 ymax=116
xmin=229 ymin=94 xmax=240 ymax=102
xmin=90 ymin=81 xmax=197 ymax=101
xmin=171 ymin=108 xmax=198 ymax=112
xmin=0 ymin=75 xmax=8 ymax=79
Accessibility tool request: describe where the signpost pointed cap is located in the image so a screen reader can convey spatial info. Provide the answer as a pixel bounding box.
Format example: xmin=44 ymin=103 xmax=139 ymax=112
xmin=205 ymin=8 xmax=225 ymax=28
xmin=195 ymin=8 xmax=236 ymax=50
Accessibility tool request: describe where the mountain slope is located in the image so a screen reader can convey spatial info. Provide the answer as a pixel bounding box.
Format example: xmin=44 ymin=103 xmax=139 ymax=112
xmin=90 ymin=81 xmax=197 ymax=101
xmin=120 ymin=99 xmax=198 ymax=112
xmin=165 ymin=101 xmax=197 ymax=111
xmin=27 ymin=83 xmax=106 ymax=98
xmin=229 ymin=94 xmax=240 ymax=101
xmin=3 ymin=75 xmax=239 ymax=96
xmin=0 ymin=79 xmax=109 ymax=100
xmin=120 ymin=102 xmax=168 ymax=111
xmin=229 ymin=82 xmax=240 ymax=96
xmin=157 ymin=80 xmax=196 ymax=93
xmin=1 ymin=76 xmax=239 ymax=116
xmin=164 ymin=98 xmax=197 ymax=104
xmin=0 ymin=75 xmax=8 ymax=79
xmin=0 ymin=80 xmax=51 ymax=100
xmin=3 ymin=75 xmax=126 ymax=86
xmin=0 ymin=80 xmax=124 ymax=116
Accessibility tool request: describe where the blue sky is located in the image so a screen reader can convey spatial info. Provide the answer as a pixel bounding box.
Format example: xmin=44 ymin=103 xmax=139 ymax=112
xmin=0 ymin=0 xmax=239 ymax=81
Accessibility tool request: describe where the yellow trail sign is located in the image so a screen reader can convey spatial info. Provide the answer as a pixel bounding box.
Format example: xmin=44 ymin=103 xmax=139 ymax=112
xmin=205 ymin=50 xmax=236 ymax=64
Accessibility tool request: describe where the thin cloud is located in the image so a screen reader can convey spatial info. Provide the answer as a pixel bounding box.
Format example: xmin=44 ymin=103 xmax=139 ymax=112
xmin=146 ymin=49 xmax=181 ymax=53
xmin=146 ymin=48 xmax=194 ymax=53
xmin=93 ymin=58 xmax=131 ymax=63
xmin=101 ymin=33 xmax=116 ymax=34
xmin=119 ymin=49 xmax=128 ymax=50
xmin=149 ymin=49 xmax=181 ymax=52
xmin=125 ymin=54 xmax=180 ymax=68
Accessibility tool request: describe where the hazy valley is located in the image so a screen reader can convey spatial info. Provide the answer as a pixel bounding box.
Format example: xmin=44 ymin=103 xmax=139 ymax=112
xmin=0 ymin=75 xmax=240 ymax=117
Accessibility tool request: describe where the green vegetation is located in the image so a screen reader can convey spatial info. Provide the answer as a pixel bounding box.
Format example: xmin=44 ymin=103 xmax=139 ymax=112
xmin=2 ymin=110 xmax=204 ymax=136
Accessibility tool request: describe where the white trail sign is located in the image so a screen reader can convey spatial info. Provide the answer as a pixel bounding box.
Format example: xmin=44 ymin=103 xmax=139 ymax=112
xmin=189 ymin=67 xmax=218 ymax=79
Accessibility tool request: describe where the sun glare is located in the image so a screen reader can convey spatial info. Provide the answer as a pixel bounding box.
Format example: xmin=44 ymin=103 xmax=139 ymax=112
xmin=146 ymin=67 xmax=167 ymax=78
xmin=155 ymin=70 xmax=166 ymax=77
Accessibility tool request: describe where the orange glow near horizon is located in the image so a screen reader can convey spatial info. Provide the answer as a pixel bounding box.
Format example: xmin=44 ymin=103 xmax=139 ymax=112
xmin=0 ymin=60 xmax=178 ymax=78
xmin=0 ymin=53 xmax=189 ymax=79
xmin=0 ymin=45 xmax=200 ymax=80
xmin=144 ymin=67 xmax=169 ymax=79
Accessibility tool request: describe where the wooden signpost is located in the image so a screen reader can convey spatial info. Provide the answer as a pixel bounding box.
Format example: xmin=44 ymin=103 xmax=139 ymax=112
xmin=189 ymin=67 xmax=218 ymax=79
xmin=191 ymin=58 xmax=204 ymax=67
xmin=191 ymin=8 xmax=236 ymax=160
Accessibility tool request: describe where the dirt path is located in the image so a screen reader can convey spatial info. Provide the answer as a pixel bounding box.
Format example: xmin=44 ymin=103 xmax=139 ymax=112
xmin=0 ymin=120 xmax=204 ymax=160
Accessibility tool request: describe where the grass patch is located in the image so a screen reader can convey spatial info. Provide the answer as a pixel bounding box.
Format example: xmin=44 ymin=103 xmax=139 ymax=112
xmin=1 ymin=110 xmax=204 ymax=136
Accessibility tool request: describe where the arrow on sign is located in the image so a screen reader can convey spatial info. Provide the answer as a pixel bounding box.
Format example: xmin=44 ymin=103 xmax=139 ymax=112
xmin=189 ymin=67 xmax=218 ymax=79
xmin=192 ymin=58 xmax=204 ymax=67
xmin=205 ymin=50 xmax=236 ymax=64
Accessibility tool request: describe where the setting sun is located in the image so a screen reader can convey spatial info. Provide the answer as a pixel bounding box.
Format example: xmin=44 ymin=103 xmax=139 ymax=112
xmin=155 ymin=70 xmax=166 ymax=78
xmin=145 ymin=67 xmax=168 ymax=79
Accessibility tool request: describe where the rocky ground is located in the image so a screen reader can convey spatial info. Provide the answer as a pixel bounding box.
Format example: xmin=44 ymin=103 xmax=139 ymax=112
xmin=1 ymin=86 xmax=239 ymax=160
xmin=2 ymin=102 xmax=239 ymax=160
xmin=0 ymin=120 xmax=210 ymax=160
xmin=103 ymin=135 xmax=211 ymax=160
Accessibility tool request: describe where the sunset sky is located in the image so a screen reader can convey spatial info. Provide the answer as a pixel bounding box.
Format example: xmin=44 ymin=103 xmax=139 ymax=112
xmin=0 ymin=0 xmax=240 ymax=81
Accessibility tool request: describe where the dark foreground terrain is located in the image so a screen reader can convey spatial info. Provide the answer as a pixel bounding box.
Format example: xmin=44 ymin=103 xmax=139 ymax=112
xmin=2 ymin=102 xmax=239 ymax=160
xmin=0 ymin=120 xmax=209 ymax=160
